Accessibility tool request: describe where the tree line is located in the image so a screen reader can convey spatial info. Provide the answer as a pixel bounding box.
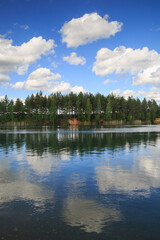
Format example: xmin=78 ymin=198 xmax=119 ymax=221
xmin=0 ymin=91 xmax=159 ymax=124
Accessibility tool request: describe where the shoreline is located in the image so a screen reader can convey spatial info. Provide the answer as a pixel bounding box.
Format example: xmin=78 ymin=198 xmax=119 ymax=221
xmin=0 ymin=119 xmax=154 ymax=127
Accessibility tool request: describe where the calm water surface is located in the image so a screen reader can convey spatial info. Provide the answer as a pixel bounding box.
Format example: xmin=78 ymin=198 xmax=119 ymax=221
xmin=0 ymin=125 xmax=160 ymax=239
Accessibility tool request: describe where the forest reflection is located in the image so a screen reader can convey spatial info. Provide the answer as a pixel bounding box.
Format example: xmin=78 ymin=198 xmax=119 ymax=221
xmin=0 ymin=130 xmax=158 ymax=155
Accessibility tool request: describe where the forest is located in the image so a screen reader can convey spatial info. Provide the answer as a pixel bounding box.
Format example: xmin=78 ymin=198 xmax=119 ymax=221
xmin=0 ymin=91 xmax=160 ymax=124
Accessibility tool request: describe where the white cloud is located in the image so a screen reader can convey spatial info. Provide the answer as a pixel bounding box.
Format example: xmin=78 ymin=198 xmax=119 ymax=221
xmin=20 ymin=24 xmax=29 ymax=30
xmin=50 ymin=82 xmax=71 ymax=93
xmin=104 ymin=79 xmax=111 ymax=84
xmin=0 ymin=30 xmax=13 ymax=39
xmin=93 ymin=46 xmax=160 ymax=88
xmin=109 ymin=88 xmax=160 ymax=102
xmin=122 ymin=90 xmax=139 ymax=99
xmin=133 ymin=66 xmax=160 ymax=86
xmin=51 ymin=60 xmax=58 ymax=69
xmin=0 ymin=36 xmax=55 ymax=84
xmin=0 ymin=34 xmax=7 ymax=38
xmin=12 ymin=81 xmax=25 ymax=89
xmin=0 ymin=95 xmax=24 ymax=103
xmin=110 ymin=89 xmax=121 ymax=96
xmin=150 ymin=86 xmax=159 ymax=91
xmin=60 ymin=13 xmax=122 ymax=48
xmin=110 ymin=89 xmax=139 ymax=99
xmin=12 ymin=68 xmax=61 ymax=91
xmin=0 ymin=96 xmax=5 ymax=101
xmin=138 ymin=89 xmax=160 ymax=101
xmin=11 ymin=68 xmax=86 ymax=94
xmin=71 ymin=85 xmax=86 ymax=93
xmin=104 ymin=79 xmax=117 ymax=84
xmin=63 ymin=52 xmax=86 ymax=65
xmin=49 ymin=82 xmax=86 ymax=94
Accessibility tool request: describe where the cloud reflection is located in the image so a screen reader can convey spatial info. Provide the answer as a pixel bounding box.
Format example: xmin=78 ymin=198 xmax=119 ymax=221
xmin=26 ymin=150 xmax=70 ymax=176
xmin=63 ymin=197 xmax=121 ymax=233
xmin=63 ymin=174 xmax=121 ymax=233
xmin=96 ymin=142 xmax=160 ymax=197
xmin=0 ymin=179 xmax=53 ymax=207
xmin=0 ymin=159 xmax=54 ymax=207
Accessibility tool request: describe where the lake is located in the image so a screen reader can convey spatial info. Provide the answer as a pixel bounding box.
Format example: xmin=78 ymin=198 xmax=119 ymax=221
xmin=0 ymin=125 xmax=160 ymax=240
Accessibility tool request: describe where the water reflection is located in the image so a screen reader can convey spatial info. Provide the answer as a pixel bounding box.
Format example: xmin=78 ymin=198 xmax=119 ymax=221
xmin=63 ymin=197 xmax=121 ymax=233
xmin=0 ymin=178 xmax=53 ymax=207
xmin=61 ymin=173 xmax=122 ymax=234
xmin=0 ymin=129 xmax=159 ymax=155
xmin=96 ymin=137 xmax=160 ymax=197
xmin=26 ymin=150 xmax=70 ymax=176
xmin=1 ymin=127 xmax=160 ymax=239
xmin=0 ymin=158 xmax=54 ymax=208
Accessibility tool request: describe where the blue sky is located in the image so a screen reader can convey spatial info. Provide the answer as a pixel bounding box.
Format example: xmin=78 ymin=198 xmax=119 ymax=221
xmin=1 ymin=0 xmax=160 ymax=101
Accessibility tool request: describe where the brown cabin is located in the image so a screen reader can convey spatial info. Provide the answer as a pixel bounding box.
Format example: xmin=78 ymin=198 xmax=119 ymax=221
xmin=155 ymin=118 xmax=160 ymax=124
xmin=68 ymin=118 xmax=79 ymax=125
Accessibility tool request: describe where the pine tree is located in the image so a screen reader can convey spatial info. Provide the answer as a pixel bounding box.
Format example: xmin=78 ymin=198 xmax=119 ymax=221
xmin=86 ymin=98 xmax=92 ymax=121
xmin=105 ymin=97 xmax=112 ymax=121
xmin=49 ymin=95 xmax=57 ymax=124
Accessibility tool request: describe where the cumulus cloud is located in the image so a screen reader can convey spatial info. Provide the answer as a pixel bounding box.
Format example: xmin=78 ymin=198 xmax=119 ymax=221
xmin=138 ymin=89 xmax=160 ymax=102
xmin=109 ymin=88 xmax=160 ymax=102
xmin=63 ymin=52 xmax=86 ymax=65
xmin=12 ymin=81 xmax=25 ymax=89
xmin=11 ymin=68 xmax=61 ymax=90
xmin=0 ymin=96 xmax=5 ymax=101
xmin=110 ymin=89 xmax=141 ymax=99
xmin=110 ymin=89 xmax=121 ymax=96
xmin=49 ymin=82 xmax=86 ymax=94
xmin=122 ymin=90 xmax=140 ymax=99
xmin=133 ymin=66 xmax=160 ymax=86
xmin=71 ymin=85 xmax=86 ymax=93
xmin=11 ymin=67 xmax=86 ymax=94
xmin=93 ymin=46 xmax=160 ymax=87
xmin=25 ymin=68 xmax=61 ymax=90
xmin=60 ymin=13 xmax=122 ymax=48
xmin=0 ymin=36 xmax=55 ymax=84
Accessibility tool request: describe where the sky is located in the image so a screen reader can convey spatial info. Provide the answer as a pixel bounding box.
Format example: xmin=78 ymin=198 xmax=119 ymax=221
xmin=1 ymin=0 xmax=160 ymax=102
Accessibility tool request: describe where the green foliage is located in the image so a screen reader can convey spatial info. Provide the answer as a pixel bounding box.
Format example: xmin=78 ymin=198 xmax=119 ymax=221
xmin=49 ymin=95 xmax=57 ymax=124
xmin=0 ymin=91 xmax=160 ymax=124
xmin=96 ymin=94 xmax=101 ymax=122
xmin=86 ymin=98 xmax=92 ymax=121
xmin=105 ymin=97 xmax=112 ymax=121
xmin=14 ymin=98 xmax=24 ymax=121
xmin=8 ymin=100 xmax=14 ymax=121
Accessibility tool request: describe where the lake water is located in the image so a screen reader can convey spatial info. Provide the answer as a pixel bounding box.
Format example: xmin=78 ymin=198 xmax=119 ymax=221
xmin=1 ymin=125 xmax=160 ymax=240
